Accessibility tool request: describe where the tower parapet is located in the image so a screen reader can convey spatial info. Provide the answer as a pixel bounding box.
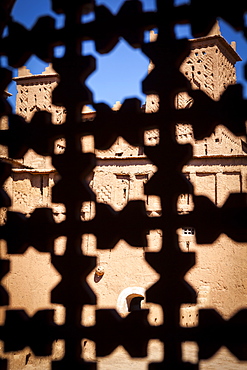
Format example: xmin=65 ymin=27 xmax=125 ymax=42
xmin=146 ymin=24 xmax=245 ymax=158
xmin=13 ymin=64 xmax=63 ymax=124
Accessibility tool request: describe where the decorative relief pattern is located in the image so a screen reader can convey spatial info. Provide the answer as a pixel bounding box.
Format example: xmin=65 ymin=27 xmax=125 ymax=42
xmin=176 ymin=124 xmax=194 ymax=143
xmin=55 ymin=107 xmax=66 ymax=124
xmin=182 ymin=46 xmax=215 ymax=99
xmin=96 ymin=185 xmax=112 ymax=204
xmin=18 ymin=87 xmax=29 ymax=120
xmin=218 ymin=50 xmax=237 ymax=95
xmin=144 ymin=129 xmax=160 ymax=145
xmin=13 ymin=188 xmax=29 ymax=209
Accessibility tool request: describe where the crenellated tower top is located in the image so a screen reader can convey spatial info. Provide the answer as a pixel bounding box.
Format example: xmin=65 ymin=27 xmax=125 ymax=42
xmin=146 ymin=23 xmax=241 ymax=113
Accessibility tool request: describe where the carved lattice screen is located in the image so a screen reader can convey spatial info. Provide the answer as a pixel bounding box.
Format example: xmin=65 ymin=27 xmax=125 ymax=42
xmin=0 ymin=1 xmax=247 ymax=369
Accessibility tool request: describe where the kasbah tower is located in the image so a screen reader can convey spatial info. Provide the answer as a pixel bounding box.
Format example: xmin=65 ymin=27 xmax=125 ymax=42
xmin=0 ymin=23 xmax=247 ymax=369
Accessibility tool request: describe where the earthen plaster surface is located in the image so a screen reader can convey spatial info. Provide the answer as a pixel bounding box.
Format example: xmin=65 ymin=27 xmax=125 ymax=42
xmin=0 ymin=27 xmax=247 ymax=369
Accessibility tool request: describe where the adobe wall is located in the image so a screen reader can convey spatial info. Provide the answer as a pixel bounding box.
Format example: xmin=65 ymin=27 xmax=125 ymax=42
xmin=0 ymin=29 xmax=247 ymax=369
xmin=1 ymin=150 xmax=246 ymax=368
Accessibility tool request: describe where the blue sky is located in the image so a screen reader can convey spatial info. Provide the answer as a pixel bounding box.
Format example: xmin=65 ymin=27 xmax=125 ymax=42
xmin=4 ymin=0 xmax=247 ymax=110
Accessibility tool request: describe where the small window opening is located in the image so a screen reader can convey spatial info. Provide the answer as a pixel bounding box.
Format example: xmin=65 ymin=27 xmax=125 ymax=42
xmin=138 ymin=146 xmax=144 ymax=155
xmin=54 ymin=138 xmax=66 ymax=154
xmin=127 ymin=294 xmax=144 ymax=312
xmin=182 ymin=227 xmax=195 ymax=236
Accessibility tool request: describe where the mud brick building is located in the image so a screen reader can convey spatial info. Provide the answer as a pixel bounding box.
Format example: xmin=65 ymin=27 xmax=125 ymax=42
xmin=0 ymin=25 xmax=247 ymax=369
